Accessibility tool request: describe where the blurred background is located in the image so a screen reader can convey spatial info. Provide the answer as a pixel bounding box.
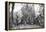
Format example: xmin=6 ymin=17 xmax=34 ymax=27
xmin=9 ymin=3 xmax=44 ymax=29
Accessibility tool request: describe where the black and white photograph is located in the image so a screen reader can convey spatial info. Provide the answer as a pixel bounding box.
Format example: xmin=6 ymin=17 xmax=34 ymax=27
xmin=5 ymin=2 xmax=44 ymax=30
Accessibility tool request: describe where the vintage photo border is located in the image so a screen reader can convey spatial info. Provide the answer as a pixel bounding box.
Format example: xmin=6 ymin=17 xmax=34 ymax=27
xmin=5 ymin=1 xmax=45 ymax=31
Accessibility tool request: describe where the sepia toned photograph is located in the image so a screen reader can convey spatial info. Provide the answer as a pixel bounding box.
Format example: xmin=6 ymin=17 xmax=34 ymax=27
xmin=5 ymin=2 xmax=44 ymax=30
